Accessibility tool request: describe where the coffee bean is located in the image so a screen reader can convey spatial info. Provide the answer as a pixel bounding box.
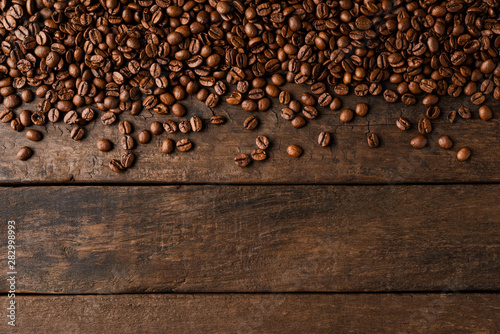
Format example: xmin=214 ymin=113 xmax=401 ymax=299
xmin=355 ymin=103 xmax=368 ymax=117
xmin=438 ymin=136 xmax=453 ymax=150
xmin=3 ymin=94 xmax=21 ymax=109
xmin=138 ymin=130 xmax=152 ymax=144
xmin=19 ymin=110 xmax=32 ymax=127
xmin=286 ymin=144 xmax=303 ymax=158
xmin=190 ymin=116 xmax=203 ymax=132
xmin=26 ymin=129 xmax=42 ymax=142
xmin=329 ymin=97 xmax=342 ymax=111
xmin=251 ymin=149 xmax=267 ymax=161
xmin=172 ymin=103 xmax=186 ymax=117
xmin=311 ymin=82 xmax=326 ymax=95
xmin=447 ymin=110 xmax=457 ymax=123
xmin=64 ymin=110 xmax=78 ymax=125
xmin=17 ymin=147 xmax=33 ymax=161
xmin=340 ymin=109 xmax=354 ymax=123
xmin=179 ymin=121 xmax=191 ymax=133
xmin=163 ymin=120 xmax=178 ymax=134
xmin=120 ymin=135 xmax=134 ymax=150
xmin=383 ymin=89 xmax=398 ymax=103
xmin=302 ymin=106 xmax=318 ymax=119
xmin=48 ymin=108 xmax=60 ymax=123
xmin=101 ymin=112 xmax=117 ymax=125
xmin=97 ymin=139 xmax=113 ymax=152
xmin=478 ymin=106 xmax=493 ymax=121
xmin=291 ymin=116 xmax=306 ymax=129
xmin=318 ymin=132 xmax=331 ymax=147
xmin=256 ymin=135 xmax=270 ymax=150
xmin=411 ymin=135 xmax=427 ymax=149
xmin=279 ymin=91 xmax=291 ymax=104
xmin=422 ymin=94 xmax=439 ymax=106
xmin=458 ymin=106 xmax=471 ymax=119
xmin=11 ymin=118 xmax=23 ymax=132
xmin=401 ymin=93 xmax=416 ymax=105
xmin=21 ymin=89 xmax=34 ymax=103
xmin=121 ymin=152 xmax=135 ymax=168
xmin=234 ymin=153 xmax=251 ymax=167
xmin=418 ymin=118 xmax=432 ymax=134
xmin=244 ymin=116 xmax=259 ymax=130
xmin=162 ymin=139 xmax=175 ymax=154
xmin=150 ymin=121 xmax=163 ymax=135
xmin=70 ymin=126 xmax=85 ymax=141
xmin=81 ymin=108 xmax=95 ymax=122
xmin=109 ymin=159 xmax=125 ymax=173
xmin=210 ymin=115 xmax=226 ymax=125
xmin=457 ymin=147 xmax=471 ymax=161
xmin=301 ymin=93 xmax=315 ymax=106
xmin=176 ymin=139 xmax=193 ymax=152
xmin=470 ymin=92 xmax=485 ymax=105
xmin=367 ymin=134 xmax=380 ymax=148
xmin=0 ymin=109 xmax=14 ymax=123
xmin=241 ymin=99 xmax=257 ymax=112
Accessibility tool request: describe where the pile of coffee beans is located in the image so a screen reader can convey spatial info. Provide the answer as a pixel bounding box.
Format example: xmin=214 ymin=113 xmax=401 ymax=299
xmin=1 ymin=0 xmax=499 ymax=171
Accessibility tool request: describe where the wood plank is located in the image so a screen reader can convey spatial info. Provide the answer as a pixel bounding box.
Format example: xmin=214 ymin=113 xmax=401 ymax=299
xmin=1 ymin=294 xmax=499 ymax=333
xmin=1 ymin=184 xmax=499 ymax=293
xmin=0 ymin=89 xmax=498 ymax=184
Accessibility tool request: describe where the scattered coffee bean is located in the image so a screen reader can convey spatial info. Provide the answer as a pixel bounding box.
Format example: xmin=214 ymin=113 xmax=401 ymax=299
xmin=26 ymin=129 xmax=42 ymax=142
xmin=251 ymin=149 xmax=267 ymax=161
xmin=234 ymin=153 xmax=251 ymax=167
xmin=109 ymin=159 xmax=125 ymax=173
xmin=19 ymin=110 xmax=32 ymax=127
xmin=121 ymin=152 xmax=135 ymax=168
xmin=396 ymin=117 xmax=411 ymax=131
xmin=478 ymin=106 xmax=493 ymax=121
xmin=210 ymin=115 xmax=226 ymax=125
xmin=438 ymin=136 xmax=453 ymax=150
xmin=121 ymin=135 xmax=134 ymax=150
xmin=138 ymin=130 xmax=152 ymax=144
xmin=11 ymin=118 xmax=23 ymax=132
xmin=244 ymin=116 xmax=259 ymax=130
xmin=426 ymin=106 xmax=441 ymax=120
xmin=367 ymin=134 xmax=380 ymax=148
xmin=355 ymin=103 xmax=369 ymax=117
xmin=256 ymin=136 xmax=270 ymax=150
xmin=119 ymin=120 xmax=133 ymax=135
xmin=150 ymin=121 xmax=163 ymax=135
xmin=97 ymin=139 xmax=113 ymax=152
xmin=411 ymin=135 xmax=427 ymax=149
xmin=458 ymin=107 xmax=471 ymax=119
xmin=0 ymin=109 xmax=14 ymax=123
xmin=176 ymin=139 xmax=193 ymax=152
xmin=70 ymin=126 xmax=85 ymax=141
xmin=418 ymin=118 xmax=432 ymax=134
xmin=162 ymin=139 xmax=175 ymax=154
xmin=17 ymin=147 xmax=33 ymax=161
xmin=457 ymin=148 xmax=471 ymax=161
xmin=340 ymin=109 xmax=354 ymax=123
xmin=287 ymin=144 xmax=303 ymax=158
xmin=447 ymin=110 xmax=457 ymax=123
xmin=291 ymin=116 xmax=306 ymax=129
xmin=190 ymin=116 xmax=203 ymax=132
xmin=318 ymin=132 xmax=331 ymax=147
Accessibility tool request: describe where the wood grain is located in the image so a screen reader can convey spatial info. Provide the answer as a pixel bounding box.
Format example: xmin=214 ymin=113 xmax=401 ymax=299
xmin=1 ymin=293 xmax=499 ymax=333
xmin=0 ymin=90 xmax=498 ymax=184
xmin=1 ymin=184 xmax=499 ymax=293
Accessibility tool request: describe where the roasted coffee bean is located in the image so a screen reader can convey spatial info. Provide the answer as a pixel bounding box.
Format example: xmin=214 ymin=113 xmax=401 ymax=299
xmin=318 ymin=132 xmax=331 ymax=147
xmin=426 ymin=106 xmax=441 ymax=120
xmin=48 ymin=108 xmax=60 ymax=123
xmin=64 ymin=110 xmax=78 ymax=125
xmin=70 ymin=126 xmax=84 ymax=141
xmin=171 ymin=103 xmax=186 ymax=117
xmin=31 ymin=112 xmax=46 ymax=126
xmin=251 ymin=149 xmax=267 ymax=161
xmin=470 ymin=92 xmax=485 ymax=105
xmin=21 ymin=89 xmax=34 ymax=103
xmin=26 ymin=129 xmax=42 ymax=142
xmin=301 ymin=93 xmax=315 ymax=106
xmin=422 ymin=94 xmax=439 ymax=106
xmin=367 ymin=134 xmax=380 ymax=148
xmin=401 ymin=93 xmax=416 ymax=105
xmin=302 ymin=106 xmax=318 ymax=119
xmin=97 ymin=139 xmax=113 ymax=152
xmin=286 ymin=144 xmax=302 ymax=158
xmin=279 ymin=91 xmax=291 ymax=104
xmin=101 ymin=112 xmax=117 ymax=125
xmin=11 ymin=118 xmax=23 ymax=132
xmin=81 ymin=108 xmax=95 ymax=122
xmin=241 ymin=99 xmax=257 ymax=112
xmin=383 ymin=90 xmax=398 ymax=103
xmin=19 ymin=110 xmax=32 ymax=127
xmin=355 ymin=103 xmax=368 ymax=117
xmin=291 ymin=116 xmax=306 ymax=129
xmin=478 ymin=106 xmax=493 ymax=121
xmin=447 ymin=110 xmax=457 ymax=123
xmin=163 ymin=120 xmax=178 ymax=133
xmin=121 ymin=135 xmax=134 ymax=150
xmin=0 ymin=109 xmax=14 ymax=123
xmin=234 ymin=153 xmax=251 ymax=167
xmin=411 ymin=135 xmax=427 ymax=149
xmin=396 ymin=117 xmax=411 ymax=131
xmin=457 ymin=147 xmax=471 ymax=161
xmin=340 ymin=109 xmax=354 ymax=123
xmin=3 ymin=94 xmax=21 ymax=109
xmin=121 ymin=152 xmax=135 ymax=168
xmin=109 ymin=159 xmax=125 ymax=173
xmin=289 ymin=100 xmax=301 ymax=113
xmin=418 ymin=118 xmax=432 ymax=134
xmin=329 ymin=97 xmax=342 ymax=111
xmin=178 ymin=121 xmax=191 ymax=134
xmin=458 ymin=106 xmax=471 ymax=119
xmin=17 ymin=147 xmax=33 ymax=161
xmin=211 ymin=115 xmax=226 ymax=125
xmin=162 ymin=139 xmax=175 ymax=154
xmin=190 ymin=116 xmax=203 ymax=132
xmin=258 ymin=98 xmax=271 ymax=111
xmin=243 ymin=115 xmax=259 ymax=130
xmin=138 ymin=130 xmax=152 ymax=144
xmin=438 ymin=136 xmax=453 ymax=150
xmin=150 ymin=121 xmax=163 ymax=135
xmin=176 ymin=139 xmax=193 ymax=152
xmin=118 ymin=120 xmax=133 ymax=134
xmin=256 ymin=135 xmax=270 ymax=150
xmin=311 ymin=83 xmax=326 ymax=95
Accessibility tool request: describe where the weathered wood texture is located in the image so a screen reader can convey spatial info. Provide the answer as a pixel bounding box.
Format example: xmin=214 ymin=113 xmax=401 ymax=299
xmin=1 ymin=184 xmax=498 ymax=293
xmin=1 ymin=294 xmax=499 ymax=333
xmin=0 ymin=91 xmax=498 ymax=184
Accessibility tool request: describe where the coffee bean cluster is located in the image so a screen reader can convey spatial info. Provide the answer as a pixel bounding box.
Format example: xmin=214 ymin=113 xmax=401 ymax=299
xmin=1 ymin=0 xmax=498 ymax=169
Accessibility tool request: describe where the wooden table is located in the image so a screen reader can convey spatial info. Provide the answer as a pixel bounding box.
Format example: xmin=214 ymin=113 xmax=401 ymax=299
xmin=1 ymin=87 xmax=499 ymax=332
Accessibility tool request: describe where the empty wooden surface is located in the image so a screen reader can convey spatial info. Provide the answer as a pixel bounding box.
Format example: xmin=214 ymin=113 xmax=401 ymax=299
xmin=1 ymin=184 xmax=498 ymax=294
xmin=0 ymin=91 xmax=498 ymax=184
xmin=1 ymin=294 xmax=499 ymax=333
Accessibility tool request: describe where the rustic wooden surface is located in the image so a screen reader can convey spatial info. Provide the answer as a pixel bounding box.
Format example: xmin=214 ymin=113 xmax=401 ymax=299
xmin=1 ymin=294 xmax=499 ymax=333
xmin=1 ymin=184 xmax=498 ymax=294
xmin=0 ymin=89 xmax=498 ymax=184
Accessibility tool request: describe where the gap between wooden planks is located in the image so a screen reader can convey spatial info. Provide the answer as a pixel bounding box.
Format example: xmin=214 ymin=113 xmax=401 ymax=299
xmin=0 ymin=293 xmax=499 ymax=333
xmin=0 ymin=92 xmax=498 ymax=184
xmin=1 ymin=184 xmax=499 ymax=294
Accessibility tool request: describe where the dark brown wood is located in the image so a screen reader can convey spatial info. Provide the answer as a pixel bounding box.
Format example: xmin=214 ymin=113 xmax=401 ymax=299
xmin=1 ymin=293 xmax=499 ymax=333
xmin=0 ymin=91 xmax=498 ymax=184
xmin=1 ymin=184 xmax=499 ymax=294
